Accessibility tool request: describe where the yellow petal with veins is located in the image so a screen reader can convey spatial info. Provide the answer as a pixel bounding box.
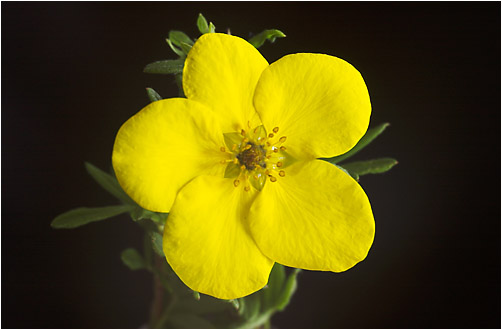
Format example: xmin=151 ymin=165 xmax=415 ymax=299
xmin=164 ymin=175 xmax=273 ymax=299
xmin=112 ymin=98 xmax=226 ymax=213
xmin=249 ymin=160 xmax=375 ymax=272
xmin=253 ymin=53 xmax=371 ymax=160
xmin=183 ymin=33 xmax=268 ymax=133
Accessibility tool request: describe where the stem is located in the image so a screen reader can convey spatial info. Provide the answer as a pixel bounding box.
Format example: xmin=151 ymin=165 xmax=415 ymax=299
xmin=149 ymin=256 xmax=166 ymax=327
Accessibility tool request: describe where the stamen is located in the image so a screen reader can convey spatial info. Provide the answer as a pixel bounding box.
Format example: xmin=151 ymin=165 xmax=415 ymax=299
xmin=243 ymin=144 xmax=252 ymax=150
xmin=233 ymin=158 xmax=239 ymax=164
xmin=220 ymin=146 xmax=226 ymax=152
xmin=241 ymin=129 xmax=246 ymax=136
xmin=279 ymin=136 xmax=287 ymax=143
xmin=269 ymin=176 xmax=277 ymax=182
xmin=276 ymin=162 xmax=283 ymax=167
xmin=244 ymin=186 xmax=251 ymax=192
xmin=234 ymin=179 xmax=240 ymax=187
xmin=273 ymin=148 xmax=279 ymax=153
xmin=240 ymin=165 xmax=246 ymax=171
xmin=268 ymin=133 xmax=274 ymax=138
xmin=273 ymin=127 xmax=279 ymax=133
xmin=279 ymin=170 xmax=286 ymax=177
xmin=280 ymin=146 xmax=287 ymax=151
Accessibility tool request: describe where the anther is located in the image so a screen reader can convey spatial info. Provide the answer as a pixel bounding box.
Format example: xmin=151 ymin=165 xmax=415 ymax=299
xmin=233 ymin=158 xmax=239 ymax=164
xmin=220 ymin=146 xmax=226 ymax=152
xmin=247 ymin=120 xmax=251 ymax=128
xmin=234 ymin=179 xmax=240 ymax=187
xmin=279 ymin=170 xmax=285 ymax=177
xmin=276 ymin=162 xmax=283 ymax=167
xmin=273 ymin=127 xmax=279 ymax=133
xmin=268 ymin=133 xmax=274 ymax=138
xmin=280 ymin=146 xmax=287 ymax=151
xmin=279 ymin=136 xmax=287 ymax=143
xmin=240 ymin=165 xmax=246 ymax=171
xmin=269 ymin=176 xmax=277 ymax=182
xmin=241 ymin=129 xmax=246 ymax=136
xmin=273 ymin=148 xmax=279 ymax=153
xmin=244 ymin=186 xmax=250 ymax=192
xmin=244 ymin=144 xmax=252 ymax=150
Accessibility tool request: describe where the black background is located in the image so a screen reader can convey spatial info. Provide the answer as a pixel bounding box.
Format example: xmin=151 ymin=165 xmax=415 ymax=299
xmin=2 ymin=2 xmax=500 ymax=328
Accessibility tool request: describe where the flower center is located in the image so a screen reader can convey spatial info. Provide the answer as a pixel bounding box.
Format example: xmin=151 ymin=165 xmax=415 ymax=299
xmin=236 ymin=143 xmax=266 ymax=170
xmin=219 ymin=125 xmax=295 ymax=191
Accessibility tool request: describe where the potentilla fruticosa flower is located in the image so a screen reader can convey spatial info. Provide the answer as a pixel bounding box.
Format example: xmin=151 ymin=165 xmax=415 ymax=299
xmin=112 ymin=33 xmax=375 ymax=299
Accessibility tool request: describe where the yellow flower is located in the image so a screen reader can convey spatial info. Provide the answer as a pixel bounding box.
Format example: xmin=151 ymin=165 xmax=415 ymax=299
xmin=112 ymin=33 xmax=375 ymax=299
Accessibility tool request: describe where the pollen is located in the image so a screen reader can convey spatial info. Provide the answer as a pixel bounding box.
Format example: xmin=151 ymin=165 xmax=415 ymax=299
xmin=223 ymin=124 xmax=293 ymax=191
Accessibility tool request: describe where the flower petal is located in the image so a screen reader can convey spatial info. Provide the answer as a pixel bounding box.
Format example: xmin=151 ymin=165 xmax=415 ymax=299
xmin=183 ymin=33 xmax=269 ymax=133
xmin=253 ymin=53 xmax=371 ymax=159
xmin=163 ymin=175 xmax=274 ymax=299
xmin=249 ymin=160 xmax=375 ymax=272
xmin=112 ymin=98 xmax=226 ymax=213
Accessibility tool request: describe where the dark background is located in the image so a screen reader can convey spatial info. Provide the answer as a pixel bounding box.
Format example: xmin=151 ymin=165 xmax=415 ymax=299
xmin=2 ymin=2 xmax=500 ymax=328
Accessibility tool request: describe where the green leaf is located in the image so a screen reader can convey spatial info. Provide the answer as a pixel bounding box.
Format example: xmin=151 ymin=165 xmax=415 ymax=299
xmin=229 ymin=299 xmax=240 ymax=310
xmin=326 ymin=123 xmax=390 ymax=164
xmin=146 ymin=88 xmax=162 ymax=102
xmin=150 ymin=231 xmax=164 ymax=257
xmin=263 ymin=263 xmax=286 ymax=310
xmin=169 ymin=30 xmax=194 ymax=47
xmin=130 ymin=206 xmax=168 ymax=224
xmin=51 ymin=205 xmax=133 ymax=229
xmin=84 ymin=162 xmax=134 ymax=204
xmin=208 ymin=22 xmax=216 ymax=33
xmin=336 ymin=164 xmax=359 ymax=181
xmin=248 ymin=29 xmax=286 ymax=48
xmin=341 ymin=158 xmax=398 ymax=177
xmin=197 ymin=13 xmax=209 ymax=34
xmin=143 ymin=58 xmax=184 ymax=74
xmin=166 ymin=38 xmax=186 ymax=57
xmin=242 ymin=293 xmax=261 ymax=321
xmin=179 ymin=41 xmax=192 ymax=55
xmin=121 ymin=248 xmax=146 ymax=270
xmin=276 ymin=269 xmax=300 ymax=311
